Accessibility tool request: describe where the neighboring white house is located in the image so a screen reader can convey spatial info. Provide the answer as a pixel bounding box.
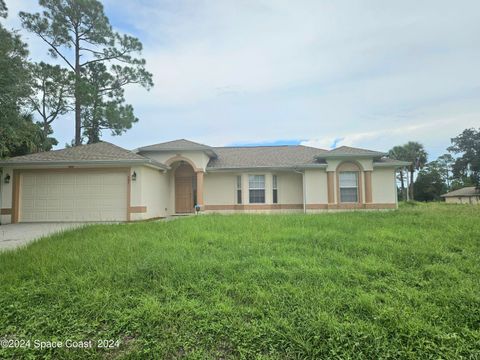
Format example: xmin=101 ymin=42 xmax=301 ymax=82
xmin=441 ymin=187 xmax=480 ymax=204
xmin=0 ymin=139 xmax=409 ymax=223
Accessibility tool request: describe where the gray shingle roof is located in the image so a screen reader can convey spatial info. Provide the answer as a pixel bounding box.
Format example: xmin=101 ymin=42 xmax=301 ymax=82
xmin=137 ymin=139 xmax=216 ymax=154
xmin=441 ymin=187 xmax=480 ymax=197
xmin=207 ymin=145 xmax=329 ymax=169
xmin=0 ymin=141 xmax=168 ymax=169
xmin=318 ymin=145 xmax=386 ymax=158
xmin=0 ymin=139 xmax=405 ymax=170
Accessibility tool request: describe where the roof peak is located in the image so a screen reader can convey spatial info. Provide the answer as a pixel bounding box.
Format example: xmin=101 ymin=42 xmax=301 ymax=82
xmin=136 ymin=138 xmax=217 ymax=158
xmin=318 ymin=145 xmax=386 ymax=157
xmin=0 ymin=140 xmax=168 ymax=169
xmin=214 ymin=144 xmax=320 ymax=149
xmin=140 ymin=138 xmax=211 ymax=147
xmin=330 ymin=145 xmax=382 ymax=152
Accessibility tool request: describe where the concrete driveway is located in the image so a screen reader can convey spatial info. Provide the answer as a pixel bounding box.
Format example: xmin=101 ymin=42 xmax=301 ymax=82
xmin=0 ymin=223 xmax=86 ymax=251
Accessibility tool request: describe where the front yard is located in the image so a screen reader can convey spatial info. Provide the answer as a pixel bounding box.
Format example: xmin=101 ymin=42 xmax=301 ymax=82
xmin=0 ymin=204 xmax=479 ymax=359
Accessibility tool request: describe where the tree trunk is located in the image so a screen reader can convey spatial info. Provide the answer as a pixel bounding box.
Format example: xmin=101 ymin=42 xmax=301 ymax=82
xmin=410 ymin=169 xmax=414 ymax=200
xmin=399 ymin=169 xmax=405 ymax=201
xmin=74 ymin=30 xmax=81 ymax=146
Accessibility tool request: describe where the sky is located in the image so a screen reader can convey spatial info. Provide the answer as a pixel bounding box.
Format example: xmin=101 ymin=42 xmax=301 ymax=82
xmin=4 ymin=0 xmax=480 ymax=160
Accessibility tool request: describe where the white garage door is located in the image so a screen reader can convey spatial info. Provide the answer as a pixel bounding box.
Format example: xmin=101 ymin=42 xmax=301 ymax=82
xmin=19 ymin=170 xmax=128 ymax=222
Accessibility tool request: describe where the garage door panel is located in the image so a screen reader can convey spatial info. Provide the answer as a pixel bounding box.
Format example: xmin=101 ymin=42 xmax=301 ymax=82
xmin=21 ymin=212 xmax=34 ymax=222
xmin=22 ymin=186 xmax=35 ymax=198
xmin=19 ymin=171 xmax=127 ymax=222
xmin=102 ymin=173 xmax=126 ymax=185
xmin=35 ymin=175 xmax=48 ymax=185
xmin=63 ymin=174 xmax=75 ymax=184
xmin=102 ymin=184 xmax=125 ymax=195
xmin=34 ymin=199 xmax=47 ymax=210
xmin=75 ymin=175 xmax=89 ymax=185
xmin=89 ymin=185 xmax=103 ymax=194
xmin=61 ymin=199 xmax=74 ymax=210
xmin=23 ymin=175 xmax=35 ymax=186
xmin=47 ymin=186 xmax=62 ymax=197
xmin=33 ymin=212 xmax=47 ymax=221
xmin=46 ymin=199 xmax=61 ymax=210
xmin=48 ymin=174 xmax=63 ymax=184
xmin=61 ymin=184 xmax=75 ymax=196
xmin=22 ymin=199 xmax=34 ymax=209
xmin=36 ymin=184 xmax=49 ymax=196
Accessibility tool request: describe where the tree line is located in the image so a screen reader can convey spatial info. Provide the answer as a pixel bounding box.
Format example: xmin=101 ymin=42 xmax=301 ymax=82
xmin=0 ymin=0 xmax=153 ymax=158
xmin=388 ymin=128 xmax=480 ymax=201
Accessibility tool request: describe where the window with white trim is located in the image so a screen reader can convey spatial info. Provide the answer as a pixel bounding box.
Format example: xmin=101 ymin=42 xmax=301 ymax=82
xmin=236 ymin=175 xmax=242 ymax=204
xmin=272 ymin=175 xmax=278 ymax=204
xmin=249 ymin=175 xmax=265 ymax=203
xmin=339 ymin=172 xmax=358 ymax=203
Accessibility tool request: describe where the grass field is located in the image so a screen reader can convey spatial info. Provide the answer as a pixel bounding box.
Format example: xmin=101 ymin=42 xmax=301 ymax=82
xmin=0 ymin=203 xmax=479 ymax=359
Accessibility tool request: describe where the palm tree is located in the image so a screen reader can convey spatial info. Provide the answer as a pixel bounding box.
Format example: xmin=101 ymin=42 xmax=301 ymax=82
xmin=403 ymin=142 xmax=428 ymax=200
xmin=388 ymin=145 xmax=408 ymax=200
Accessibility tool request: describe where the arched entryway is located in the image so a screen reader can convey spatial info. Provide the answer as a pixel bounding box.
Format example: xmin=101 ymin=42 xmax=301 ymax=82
xmin=174 ymin=162 xmax=196 ymax=213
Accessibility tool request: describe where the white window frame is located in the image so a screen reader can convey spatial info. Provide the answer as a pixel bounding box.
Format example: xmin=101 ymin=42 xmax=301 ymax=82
xmin=339 ymin=171 xmax=359 ymax=203
xmin=236 ymin=175 xmax=242 ymax=204
xmin=248 ymin=175 xmax=266 ymax=204
xmin=272 ymin=174 xmax=278 ymax=204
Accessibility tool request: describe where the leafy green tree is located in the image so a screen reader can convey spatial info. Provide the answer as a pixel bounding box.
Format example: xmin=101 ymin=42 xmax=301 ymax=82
xmin=81 ymin=62 xmax=138 ymax=143
xmin=2 ymin=114 xmax=53 ymax=158
xmin=29 ymin=61 xmax=73 ymax=147
xmin=0 ymin=1 xmax=51 ymax=157
xmin=450 ymin=177 xmax=475 ymax=191
xmin=0 ymin=0 xmax=6 ymax=18
xmin=436 ymin=153 xmax=455 ymax=189
xmin=20 ymin=0 xmax=153 ymax=146
xmin=414 ymin=161 xmax=447 ymax=201
xmin=447 ymin=128 xmax=480 ymax=188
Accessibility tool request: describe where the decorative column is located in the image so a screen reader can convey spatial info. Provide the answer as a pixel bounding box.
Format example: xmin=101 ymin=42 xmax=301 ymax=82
xmin=364 ymin=170 xmax=372 ymax=204
xmin=327 ymin=171 xmax=335 ymax=205
xmin=196 ymin=171 xmax=204 ymax=208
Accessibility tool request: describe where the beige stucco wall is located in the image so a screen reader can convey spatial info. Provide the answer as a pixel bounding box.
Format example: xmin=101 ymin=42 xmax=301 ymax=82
xmin=203 ymin=171 xmax=303 ymax=206
xmin=204 ymin=172 xmax=236 ymax=205
xmin=0 ymin=167 xmax=13 ymax=224
xmin=142 ymin=166 xmax=170 ymax=218
xmin=130 ymin=165 xmax=170 ymax=220
xmin=326 ymin=160 xmax=371 ymax=203
xmin=305 ymin=169 xmax=328 ymax=204
xmin=144 ymin=151 xmax=210 ymax=171
xmin=445 ymin=196 xmax=480 ymax=204
xmin=371 ymin=168 xmax=397 ymax=204
xmin=277 ymin=172 xmax=303 ymax=204
xmin=326 ymin=158 xmax=373 ymax=172
xmin=0 ymin=157 xmax=400 ymax=223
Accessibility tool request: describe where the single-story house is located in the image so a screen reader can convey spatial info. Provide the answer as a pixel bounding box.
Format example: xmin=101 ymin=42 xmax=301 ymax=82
xmin=0 ymin=139 xmax=410 ymax=223
xmin=441 ymin=187 xmax=480 ymax=204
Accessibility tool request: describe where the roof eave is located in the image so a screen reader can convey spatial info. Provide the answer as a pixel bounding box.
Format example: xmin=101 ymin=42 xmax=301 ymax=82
xmin=441 ymin=192 xmax=479 ymax=198
xmin=206 ymin=164 xmax=327 ymax=171
xmin=137 ymin=148 xmax=218 ymax=159
xmin=373 ymin=161 xmax=411 ymax=168
xmin=316 ymin=153 xmax=386 ymax=160
xmin=0 ymin=159 xmax=170 ymax=170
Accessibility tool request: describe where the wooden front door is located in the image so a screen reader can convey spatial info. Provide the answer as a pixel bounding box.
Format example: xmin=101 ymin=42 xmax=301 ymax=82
xmin=175 ymin=163 xmax=194 ymax=213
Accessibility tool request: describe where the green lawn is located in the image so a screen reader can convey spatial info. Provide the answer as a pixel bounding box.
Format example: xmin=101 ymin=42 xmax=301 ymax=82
xmin=0 ymin=204 xmax=479 ymax=359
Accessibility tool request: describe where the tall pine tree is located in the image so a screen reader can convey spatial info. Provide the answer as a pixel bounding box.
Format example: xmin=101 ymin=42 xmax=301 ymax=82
xmin=20 ymin=0 xmax=153 ymax=145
